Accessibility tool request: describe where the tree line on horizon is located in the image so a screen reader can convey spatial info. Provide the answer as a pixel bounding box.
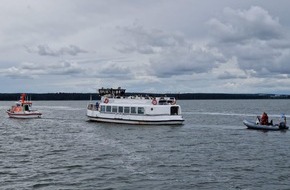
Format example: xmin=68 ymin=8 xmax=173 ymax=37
xmin=0 ymin=92 xmax=289 ymax=101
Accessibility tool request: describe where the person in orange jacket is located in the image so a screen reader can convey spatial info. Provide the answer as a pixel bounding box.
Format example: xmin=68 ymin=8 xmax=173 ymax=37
xmin=261 ymin=112 xmax=268 ymax=125
xmin=257 ymin=112 xmax=272 ymax=125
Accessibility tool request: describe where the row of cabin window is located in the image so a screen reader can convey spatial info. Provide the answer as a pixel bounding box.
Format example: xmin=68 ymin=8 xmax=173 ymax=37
xmin=100 ymin=105 xmax=145 ymax=114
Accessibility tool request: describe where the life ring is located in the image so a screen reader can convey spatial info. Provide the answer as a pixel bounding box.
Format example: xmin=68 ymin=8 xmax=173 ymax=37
xmin=152 ymin=99 xmax=157 ymax=105
xmin=104 ymin=98 xmax=109 ymax=104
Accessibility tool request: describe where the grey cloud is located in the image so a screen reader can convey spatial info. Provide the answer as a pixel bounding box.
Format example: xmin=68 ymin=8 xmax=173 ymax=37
xmin=3 ymin=1 xmax=290 ymax=93
xmin=217 ymin=71 xmax=247 ymax=80
xmin=206 ymin=6 xmax=290 ymax=78
xmin=268 ymin=40 xmax=290 ymax=49
xmin=98 ymin=62 xmax=133 ymax=79
xmin=116 ymin=24 xmax=185 ymax=54
xmin=26 ymin=45 xmax=88 ymax=57
xmin=0 ymin=66 xmax=34 ymax=79
xmin=48 ymin=61 xmax=83 ymax=75
xmin=77 ymin=5 xmax=290 ymax=85
xmin=116 ymin=42 xmax=155 ymax=54
xmin=0 ymin=60 xmax=84 ymax=79
xmin=150 ymin=45 xmax=226 ymax=78
xmin=207 ymin=6 xmax=283 ymax=43
xmin=116 ymin=23 xmax=227 ymax=78
xmin=272 ymin=52 xmax=290 ymax=74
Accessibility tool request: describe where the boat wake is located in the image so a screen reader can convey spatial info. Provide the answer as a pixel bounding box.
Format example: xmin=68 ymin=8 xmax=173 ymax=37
xmin=37 ymin=106 xmax=84 ymax=111
xmin=183 ymin=111 xmax=287 ymax=118
xmin=183 ymin=111 xmax=256 ymax=117
xmin=39 ymin=117 xmax=84 ymax=121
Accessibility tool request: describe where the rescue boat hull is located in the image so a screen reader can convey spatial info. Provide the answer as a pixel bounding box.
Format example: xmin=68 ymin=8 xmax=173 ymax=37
xmin=7 ymin=111 xmax=42 ymax=119
xmin=243 ymin=119 xmax=289 ymax=131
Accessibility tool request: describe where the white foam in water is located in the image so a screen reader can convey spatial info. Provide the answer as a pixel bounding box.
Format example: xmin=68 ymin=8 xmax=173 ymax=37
xmin=183 ymin=111 xmax=288 ymax=118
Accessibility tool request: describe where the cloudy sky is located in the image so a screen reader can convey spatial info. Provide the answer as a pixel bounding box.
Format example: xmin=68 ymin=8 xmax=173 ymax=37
xmin=1 ymin=0 xmax=290 ymax=94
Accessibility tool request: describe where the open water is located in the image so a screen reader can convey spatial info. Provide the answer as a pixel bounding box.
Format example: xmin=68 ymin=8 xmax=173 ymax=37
xmin=1 ymin=99 xmax=290 ymax=190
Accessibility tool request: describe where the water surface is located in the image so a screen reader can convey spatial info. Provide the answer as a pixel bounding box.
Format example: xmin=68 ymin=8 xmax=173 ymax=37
xmin=0 ymin=100 xmax=290 ymax=189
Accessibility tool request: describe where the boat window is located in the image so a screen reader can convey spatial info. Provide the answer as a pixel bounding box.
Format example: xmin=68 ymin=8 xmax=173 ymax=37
xmin=24 ymin=105 xmax=30 ymax=111
xmin=138 ymin=107 xmax=144 ymax=114
xmin=106 ymin=106 xmax=111 ymax=112
xmin=118 ymin=106 xmax=123 ymax=113
xmin=131 ymin=107 xmax=137 ymax=114
xmin=100 ymin=105 xmax=105 ymax=112
xmin=124 ymin=107 xmax=130 ymax=114
xmin=170 ymin=106 xmax=179 ymax=115
xmin=87 ymin=104 xmax=93 ymax=110
xmin=159 ymin=100 xmax=167 ymax=105
xmin=112 ymin=106 xmax=118 ymax=113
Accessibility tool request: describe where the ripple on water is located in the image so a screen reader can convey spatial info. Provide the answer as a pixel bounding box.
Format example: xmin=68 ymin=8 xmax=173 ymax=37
xmin=1 ymin=100 xmax=290 ymax=189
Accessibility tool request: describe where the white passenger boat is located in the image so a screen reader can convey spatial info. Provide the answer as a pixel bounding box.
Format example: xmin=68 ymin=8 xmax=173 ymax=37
xmin=86 ymin=87 xmax=184 ymax=125
xmin=6 ymin=93 xmax=42 ymax=119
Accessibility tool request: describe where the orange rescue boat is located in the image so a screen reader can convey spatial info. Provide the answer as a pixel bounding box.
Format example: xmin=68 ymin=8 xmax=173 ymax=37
xmin=6 ymin=93 xmax=42 ymax=119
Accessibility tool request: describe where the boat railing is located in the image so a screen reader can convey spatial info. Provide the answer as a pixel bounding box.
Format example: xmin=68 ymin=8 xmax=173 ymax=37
xmin=158 ymin=97 xmax=176 ymax=105
xmin=99 ymin=96 xmax=177 ymax=105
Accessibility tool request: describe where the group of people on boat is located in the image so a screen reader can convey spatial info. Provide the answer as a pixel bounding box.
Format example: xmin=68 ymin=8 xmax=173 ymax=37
xmin=256 ymin=112 xmax=287 ymax=128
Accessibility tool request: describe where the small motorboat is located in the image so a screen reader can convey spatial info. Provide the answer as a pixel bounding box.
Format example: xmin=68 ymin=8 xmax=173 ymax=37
xmin=7 ymin=93 xmax=42 ymax=119
xmin=243 ymin=119 xmax=289 ymax=131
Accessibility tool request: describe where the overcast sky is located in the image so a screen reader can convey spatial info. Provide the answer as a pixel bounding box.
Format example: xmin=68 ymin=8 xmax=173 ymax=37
xmin=1 ymin=0 xmax=290 ymax=94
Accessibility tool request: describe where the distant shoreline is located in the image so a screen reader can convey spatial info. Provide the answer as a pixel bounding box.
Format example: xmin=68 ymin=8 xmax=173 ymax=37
xmin=0 ymin=93 xmax=289 ymax=101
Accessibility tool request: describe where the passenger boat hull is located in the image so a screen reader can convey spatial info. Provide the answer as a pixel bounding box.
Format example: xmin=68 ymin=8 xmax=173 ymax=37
xmin=243 ymin=119 xmax=289 ymax=131
xmin=87 ymin=116 xmax=184 ymax=125
xmin=7 ymin=111 xmax=42 ymax=119
xmin=87 ymin=110 xmax=184 ymax=125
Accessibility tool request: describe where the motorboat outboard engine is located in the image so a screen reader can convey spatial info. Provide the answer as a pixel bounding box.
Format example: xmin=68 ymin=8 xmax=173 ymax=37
xmin=279 ymin=122 xmax=286 ymax=129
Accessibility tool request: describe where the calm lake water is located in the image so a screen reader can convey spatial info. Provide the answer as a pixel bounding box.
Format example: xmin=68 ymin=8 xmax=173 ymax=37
xmin=1 ymin=100 xmax=290 ymax=190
